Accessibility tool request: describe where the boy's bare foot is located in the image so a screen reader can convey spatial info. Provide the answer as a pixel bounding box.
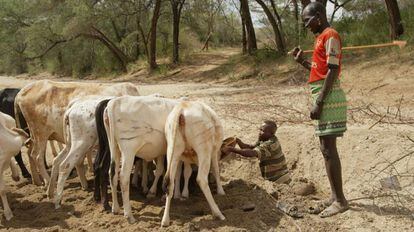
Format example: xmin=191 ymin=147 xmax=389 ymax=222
xmin=319 ymin=201 xmax=349 ymax=218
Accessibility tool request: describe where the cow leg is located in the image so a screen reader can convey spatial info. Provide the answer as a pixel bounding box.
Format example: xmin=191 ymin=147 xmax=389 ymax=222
xmin=36 ymin=139 xmax=50 ymax=186
xmin=0 ymin=161 xmax=13 ymax=221
xmin=211 ymin=151 xmax=225 ymax=195
xmin=147 ymin=156 xmax=164 ymax=198
xmin=57 ymin=142 xmax=64 ymax=151
xmin=131 ymin=159 xmax=141 ymax=189
xmin=75 ymin=155 xmax=88 ymax=190
xmin=181 ymin=162 xmax=192 ymax=199
xmin=100 ymin=149 xmax=111 ymax=212
xmin=14 ymin=151 xmax=31 ymax=179
xmin=161 ymin=147 xmax=183 ymax=227
xmin=194 ymin=148 xmax=225 ymax=221
xmin=120 ymin=153 xmax=136 ymax=223
xmin=86 ymin=150 xmax=94 ymax=173
xmin=10 ymin=159 xmax=20 ymax=182
xmin=49 ymin=140 xmax=58 ymax=158
xmin=54 ymin=143 xmax=89 ymax=209
xmin=109 ymin=150 xmax=121 ymax=214
xmin=48 ymin=146 xmax=69 ymax=199
xmin=141 ymin=160 xmax=149 ymax=194
xmin=29 ymin=139 xmax=43 ymax=186
xmin=174 ymin=161 xmax=183 ymax=199
xmin=93 ymin=152 xmax=102 ymax=203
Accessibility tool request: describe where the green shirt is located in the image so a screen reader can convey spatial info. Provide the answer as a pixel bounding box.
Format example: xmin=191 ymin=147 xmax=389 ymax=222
xmin=254 ymin=136 xmax=290 ymax=183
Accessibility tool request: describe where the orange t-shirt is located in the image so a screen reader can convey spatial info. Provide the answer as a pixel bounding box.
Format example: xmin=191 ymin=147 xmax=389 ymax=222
xmin=309 ymin=27 xmax=342 ymax=83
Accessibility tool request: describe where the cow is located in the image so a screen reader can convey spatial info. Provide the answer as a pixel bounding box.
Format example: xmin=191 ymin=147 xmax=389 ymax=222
xmin=161 ymin=101 xmax=225 ymax=227
xmin=0 ymin=88 xmax=32 ymax=179
xmin=14 ymin=80 xmax=140 ymax=186
xmin=47 ymin=96 xmax=114 ymax=206
xmin=0 ymin=112 xmax=30 ymax=220
xmin=93 ymin=99 xmax=147 ymax=211
xmin=102 ymin=96 xmax=181 ymax=223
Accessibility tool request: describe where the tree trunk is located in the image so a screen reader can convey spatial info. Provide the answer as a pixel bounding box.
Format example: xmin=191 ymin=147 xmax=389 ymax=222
xmin=241 ymin=17 xmax=247 ymax=54
xmin=90 ymin=27 xmax=129 ymax=72
xmin=384 ymin=0 xmax=404 ymax=39
xmin=149 ymin=0 xmax=162 ymax=70
xmin=300 ymin=0 xmax=311 ymax=8
xmin=255 ymin=0 xmax=285 ymax=53
xmin=292 ymin=0 xmax=300 ymax=44
xmin=316 ymin=0 xmax=328 ymax=7
xmin=171 ymin=0 xmax=185 ymax=64
xmin=240 ymin=0 xmax=257 ymax=54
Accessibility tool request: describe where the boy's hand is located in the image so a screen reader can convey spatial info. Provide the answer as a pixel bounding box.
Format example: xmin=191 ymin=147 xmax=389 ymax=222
xmin=221 ymin=146 xmax=233 ymax=155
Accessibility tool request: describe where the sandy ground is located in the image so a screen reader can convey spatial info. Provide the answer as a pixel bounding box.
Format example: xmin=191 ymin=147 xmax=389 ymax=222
xmin=0 ymin=49 xmax=414 ymax=231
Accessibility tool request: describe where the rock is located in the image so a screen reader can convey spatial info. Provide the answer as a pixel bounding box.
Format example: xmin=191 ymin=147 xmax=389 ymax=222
xmin=242 ymin=202 xmax=256 ymax=212
xmin=292 ymin=182 xmax=315 ymax=196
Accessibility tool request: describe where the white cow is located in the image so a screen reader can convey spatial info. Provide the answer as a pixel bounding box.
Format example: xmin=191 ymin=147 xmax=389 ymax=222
xmin=15 ymin=80 xmax=140 ymax=186
xmin=104 ymin=96 xmax=180 ymax=223
xmin=47 ymin=96 xmax=114 ymax=206
xmin=0 ymin=112 xmax=29 ymax=220
xmin=161 ymin=101 xmax=225 ymax=227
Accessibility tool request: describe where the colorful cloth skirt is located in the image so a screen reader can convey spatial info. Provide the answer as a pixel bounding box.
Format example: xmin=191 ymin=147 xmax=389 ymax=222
xmin=310 ymin=79 xmax=347 ymax=137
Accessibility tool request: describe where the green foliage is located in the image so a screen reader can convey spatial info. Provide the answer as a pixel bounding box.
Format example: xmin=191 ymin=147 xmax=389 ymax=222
xmin=0 ymin=0 xmax=413 ymax=77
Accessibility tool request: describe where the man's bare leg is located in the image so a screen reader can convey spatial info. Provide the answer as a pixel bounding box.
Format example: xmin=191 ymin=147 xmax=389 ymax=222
xmin=319 ymin=136 xmax=348 ymax=217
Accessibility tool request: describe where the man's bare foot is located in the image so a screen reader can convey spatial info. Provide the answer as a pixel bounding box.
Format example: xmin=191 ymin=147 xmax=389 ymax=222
xmin=308 ymin=198 xmax=333 ymax=214
xmin=319 ymin=201 xmax=349 ymax=218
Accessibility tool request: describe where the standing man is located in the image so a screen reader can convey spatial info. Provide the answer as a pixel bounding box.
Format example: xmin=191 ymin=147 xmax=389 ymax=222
xmin=291 ymin=2 xmax=348 ymax=217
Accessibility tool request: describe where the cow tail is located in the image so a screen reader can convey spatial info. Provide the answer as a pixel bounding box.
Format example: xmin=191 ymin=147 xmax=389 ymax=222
xmin=104 ymin=101 xmax=118 ymax=182
xmin=14 ymin=99 xmax=23 ymax=129
xmin=94 ymin=99 xmax=111 ymax=171
xmin=162 ymin=105 xmax=184 ymax=193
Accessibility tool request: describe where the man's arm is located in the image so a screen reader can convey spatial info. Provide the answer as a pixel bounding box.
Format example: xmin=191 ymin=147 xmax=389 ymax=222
xmin=292 ymin=48 xmax=311 ymax=71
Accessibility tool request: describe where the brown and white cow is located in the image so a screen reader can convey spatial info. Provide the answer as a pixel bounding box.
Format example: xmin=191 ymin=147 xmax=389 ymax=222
xmin=161 ymin=101 xmax=225 ymax=226
xmin=0 ymin=112 xmax=30 ymax=220
xmin=14 ymin=80 xmax=139 ymax=186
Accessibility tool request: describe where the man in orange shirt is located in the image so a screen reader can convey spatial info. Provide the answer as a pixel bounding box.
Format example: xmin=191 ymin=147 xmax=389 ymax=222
xmin=291 ymin=2 xmax=348 ymax=217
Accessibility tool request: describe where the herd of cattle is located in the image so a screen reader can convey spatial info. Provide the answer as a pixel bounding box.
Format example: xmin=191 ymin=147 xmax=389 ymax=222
xmin=0 ymin=80 xmax=228 ymax=226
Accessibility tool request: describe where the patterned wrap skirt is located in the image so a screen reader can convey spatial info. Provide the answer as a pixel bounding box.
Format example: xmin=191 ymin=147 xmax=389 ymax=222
xmin=310 ymin=79 xmax=347 ymax=137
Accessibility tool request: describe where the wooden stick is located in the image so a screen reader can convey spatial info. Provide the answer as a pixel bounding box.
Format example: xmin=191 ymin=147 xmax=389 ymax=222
xmin=288 ymin=40 xmax=407 ymax=55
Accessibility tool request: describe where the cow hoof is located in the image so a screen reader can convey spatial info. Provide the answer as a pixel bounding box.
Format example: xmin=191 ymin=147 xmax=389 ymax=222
xmin=4 ymin=212 xmax=13 ymax=221
xmin=173 ymin=194 xmax=181 ymax=200
xmin=55 ymin=203 xmax=61 ymax=210
xmin=112 ymin=207 xmax=120 ymax=215
xmin=103 ymin=203 xmax=111 ymax=212
xmin=142 ymin=188 xmax=149 ymax=195
xmin=216 ymin=213 xmax=225 ymax=221
xmin=146 ymin=192 xmax=156 ymax=199
xmin=179 ymin=197 xmax=188 ymax=201
xmin=217 ymin=189 xmax=226 ymax=196
xmin=126 ymin=215 xmax=136 ymax=224
xmin=161 ymin=218 xmax=170 ymax=227
xmin=22 ymin=172 xmax=32 ymax=179
xmin=12 ymin=175 xmax=20 ymax=182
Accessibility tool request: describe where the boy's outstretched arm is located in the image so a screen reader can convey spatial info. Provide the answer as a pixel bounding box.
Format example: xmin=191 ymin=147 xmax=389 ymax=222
xmin=222 ymin=146 xmax=258 ymax=158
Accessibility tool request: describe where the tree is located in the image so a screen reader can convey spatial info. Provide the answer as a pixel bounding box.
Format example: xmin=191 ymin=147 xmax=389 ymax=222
xmin=384 ymin=0 xmax=404 ymax=39
xmin=240 ymin=0 xmax=257 ymax=54
xmin=170 ymin=0 xmax=186 ymax=64
xmin=255 ymin=0 xmax=286 ymax=53
xmin=328 ymin=0 xmax=353 ymax=23
xmin=148 ymin=0 xmax=162 ymax=70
